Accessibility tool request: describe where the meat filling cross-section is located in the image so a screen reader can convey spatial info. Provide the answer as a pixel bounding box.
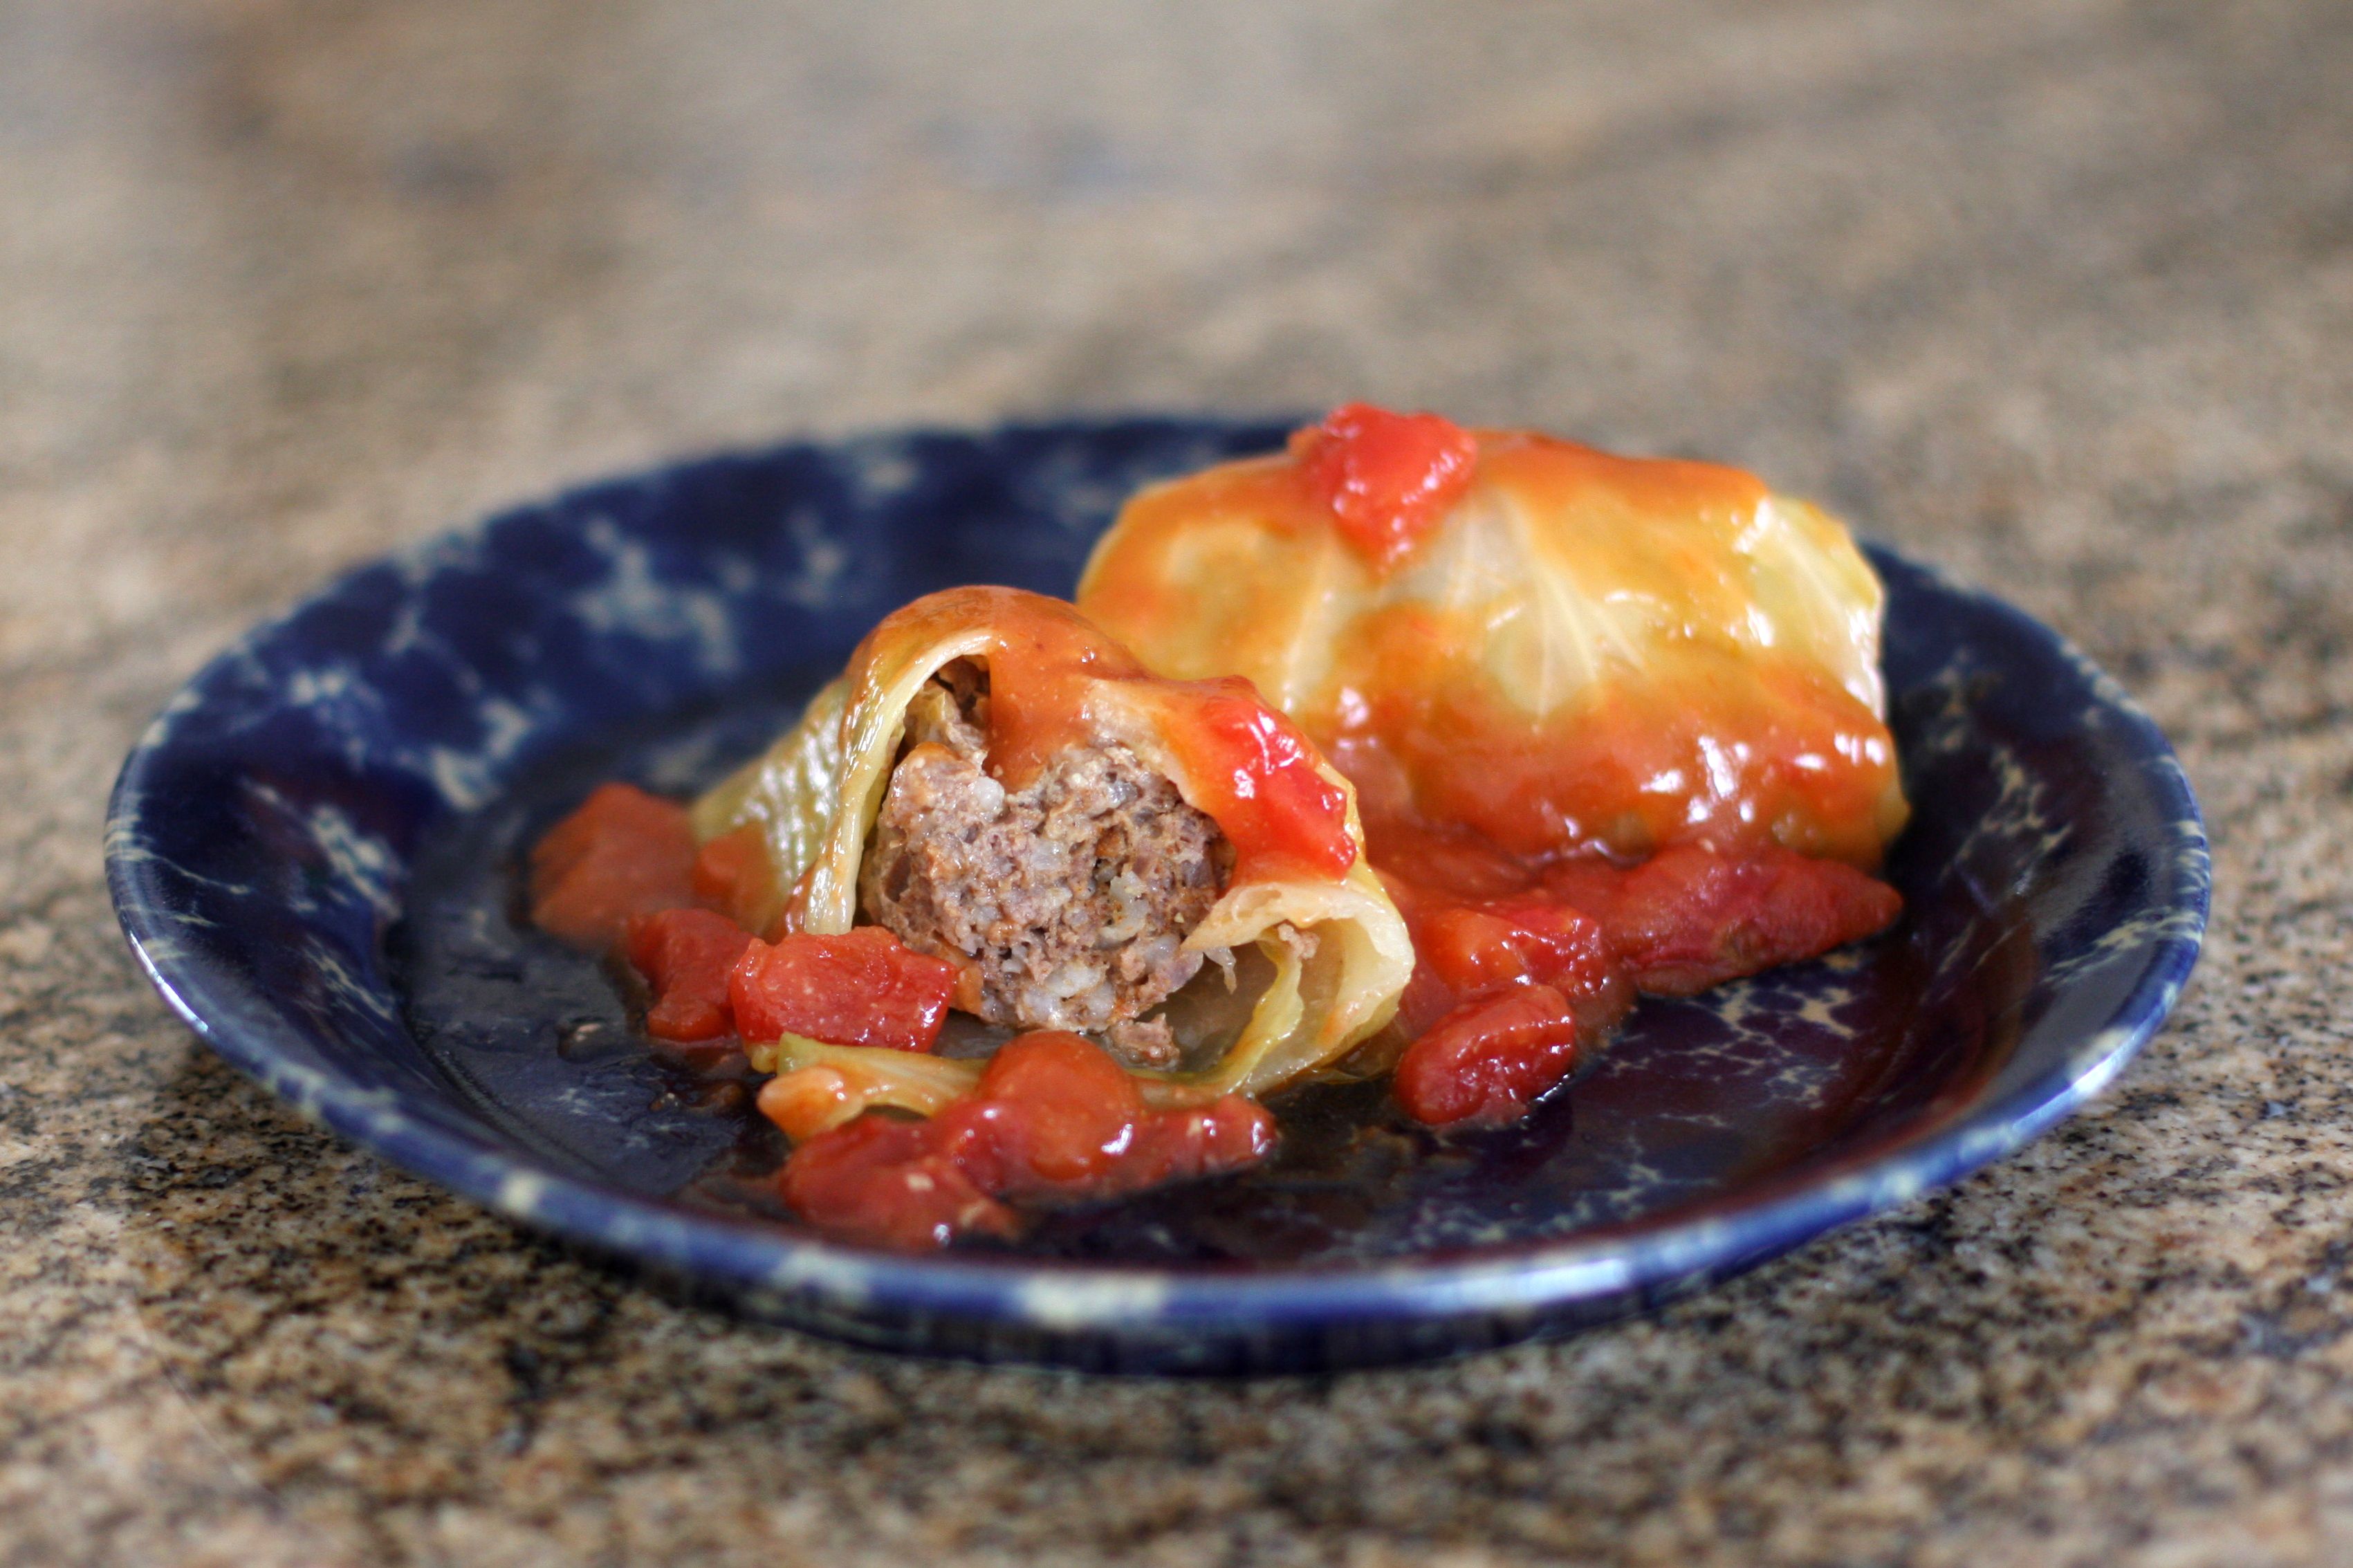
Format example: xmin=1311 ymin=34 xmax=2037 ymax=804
xmin=858 ymin=662 xmax=1231 ymax=1069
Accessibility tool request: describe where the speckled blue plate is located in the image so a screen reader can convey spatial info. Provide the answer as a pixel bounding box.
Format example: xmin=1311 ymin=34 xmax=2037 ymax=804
xmin=106 ymin=417 xmax=2207 ymax=1374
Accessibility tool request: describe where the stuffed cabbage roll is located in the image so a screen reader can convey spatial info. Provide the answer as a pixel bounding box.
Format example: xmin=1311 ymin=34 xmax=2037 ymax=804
xmin=1078 ymin=406 xmax=1906 ymax=1128
xmin=1077 ymin=405 xmax=1908 ymax=869
xmin=691 ymin=585 xmax=1414 ymax=1103
xmin=526 ymin=408 xmax=1909 ymax=1249
xmin=530 ymin=585 xmax=1414 ymax=1248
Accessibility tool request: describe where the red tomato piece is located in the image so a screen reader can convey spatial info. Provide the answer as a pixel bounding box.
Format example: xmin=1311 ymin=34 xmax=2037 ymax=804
xmin=1473 ymin=896 xmax=1625 ymax=1031
xmin=775 ymin=1031 xmax=1282 ymax=1248
xmin=528 ymin=783 xmax=699 ymax=951
xmin=966 ymin=1031 xmax=1147 ymax=1189
xmin=1291 ymin=403 xmax=1480 ymax=571
xmin=729 ymin=927 xmax=960 ymax=1051
xmin=1547 ymin=842 xmax=1901 ymax=996
xmin=1110 ymin=1096 xmax=1279 ymax=1196
xmin=689 ymin=822 xmax=774 ymax=934
xmin=1177 ymin=683 xmax=1357 ymax=882
xmin=624 ymin=907 xmax=757 ymax=1042
xmin=1394 ymin=885 xmax=1626 ymax=1035
xmin=1392 ymin=984 xmax=1582 ymax=1129
xmin=919 ymin=1097 xmax=1011 ymax=1196
xmin=779 ymin=1114 xmax=1017 ymax=1251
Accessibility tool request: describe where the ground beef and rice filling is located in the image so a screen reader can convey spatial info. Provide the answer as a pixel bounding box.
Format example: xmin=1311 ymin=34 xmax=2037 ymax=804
xmin=857 ymin=662 xmax=1230 ymax=1069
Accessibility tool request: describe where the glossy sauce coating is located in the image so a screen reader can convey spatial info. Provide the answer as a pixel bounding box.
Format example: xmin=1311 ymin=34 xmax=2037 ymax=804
xmin=1541 ymin=842 xmax=1903 ymax=999
xmin=1078 ymin=413 xmax=1907 ymax=868
xmin=1126 ymin=678 xmax=1356 ymax=883
xmin=849 ymin=588 xmax=1148 ymax=790
xmin=1376 ymin=829 xmax=1899 ymax=1126
xmin=777 ymin=1114 xmax=1018 ymax=1251
xmin=776 ymin=1031 xmax=1277 ymax=1248
xmin=1392 ymin=984 xmax=1585 ymax=1129
xmin=1074 ymin=407 xmax=1910 ymax=1128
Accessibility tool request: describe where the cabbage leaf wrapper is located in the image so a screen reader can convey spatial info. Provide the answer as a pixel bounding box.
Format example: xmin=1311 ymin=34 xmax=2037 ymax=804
xmin=692 ymin=586 xmax=1414 ymax=1105
xmin=1077 ymin=426 xmax=1910 ymax=869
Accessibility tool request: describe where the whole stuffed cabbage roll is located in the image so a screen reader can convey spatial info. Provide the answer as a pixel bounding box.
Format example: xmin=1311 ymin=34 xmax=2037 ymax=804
xmin=690 ymin=585 xmax=1414 ymax=1104
xmin=1076 ymin=407 xmax=1909 ymax=870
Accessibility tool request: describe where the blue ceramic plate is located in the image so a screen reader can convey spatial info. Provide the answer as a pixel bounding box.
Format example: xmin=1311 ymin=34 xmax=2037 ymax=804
xmin=107 ymin=418 xmax=2208 ymax=1374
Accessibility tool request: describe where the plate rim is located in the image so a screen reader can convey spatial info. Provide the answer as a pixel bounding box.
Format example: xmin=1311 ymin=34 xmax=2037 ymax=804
xmin=104 ymin=418 xmax=2211 ymax=1344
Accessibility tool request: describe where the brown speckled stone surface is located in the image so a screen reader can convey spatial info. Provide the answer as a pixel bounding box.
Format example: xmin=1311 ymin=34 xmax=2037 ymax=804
xmin=6 ymin=1 xmax=2351 ymax=1562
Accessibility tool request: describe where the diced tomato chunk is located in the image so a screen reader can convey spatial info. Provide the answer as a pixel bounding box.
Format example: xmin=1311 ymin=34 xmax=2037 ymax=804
xmin=1291 ymin=403 xmax=1480 ymax=571
xmin=689 ymin=823 xmax=775 ymax=934
xmin=1378 ymin=832 xmax=1897 ymax=1125
xmin=624 ymin=907 xmax=757 ymax=1042
xmin=969 ymin=1031 xmax=1145 ymax=1187
xmin=926 ymin=1033 xmax=1147 ymax=1195
xmin=1110 ymin=1096 xmax=1278 ymax=1196
xmin=1391 ymin=878 xmax=1627 ymax=1035
xmin=919 ymin=1097 xmax=1009 ymax=1195
xmin=779 ymin=1114 xmax=1017 ymax=1251
xmin=1392 ymin=984 xmax=1582 ymax=1129
xmin=1385 ymin=874 xmax=1627 ymax=1125
xmin=1545 ymin=842 xmax=1901 ymax=996
xmin=776 ymin=1031 xmax=1280 ymax=1248
xmin=1171 ymin=683 xmax=1358 ymax=883
xmin=729 ymin=926 xmax=960 ymax=1051
xmin=528 ymin=782 xmax=699 ymax=950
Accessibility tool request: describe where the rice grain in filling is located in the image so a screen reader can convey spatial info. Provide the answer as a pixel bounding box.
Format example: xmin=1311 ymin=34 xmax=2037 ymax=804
xmin=858 ymin=670 xmax=1228 ymax=1069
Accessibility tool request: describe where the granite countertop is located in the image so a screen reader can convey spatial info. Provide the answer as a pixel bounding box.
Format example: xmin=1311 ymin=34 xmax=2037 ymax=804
xmin=7 ymin=1 xmax=2351 ymax=1562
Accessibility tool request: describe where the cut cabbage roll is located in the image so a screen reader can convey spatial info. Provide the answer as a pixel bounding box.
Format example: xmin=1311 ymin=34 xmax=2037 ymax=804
xmin=691 ymin=585 xmax=1414 ymax=1103
xmin=1077 ymin=406 xmax=1908 ymax=870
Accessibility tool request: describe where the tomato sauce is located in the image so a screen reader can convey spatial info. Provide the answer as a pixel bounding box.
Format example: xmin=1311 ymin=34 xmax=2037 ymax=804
xmin=1542 ymin=842 xmax=1902 ymax=998
xmin=526 ymin=782 xmax=700 ymax=950
xmin=1067 ymin=404 xmax=1911 ymax=1132
xmin=625 ymin=907 xmax=757 ymax=1042
xmin=776 ymin=1032 xmax=1277 ymax=1249
xmin=1392 ymin=984 xmax=1585 ymax=1129
xmin=1141 ymin=679 xmax=1356 ymax=883
xmin=1390 ymin=887 xmax=1627 ymax=1038
xmin=1292 ymin=403 xmax=1480 ymax=572
xmin=853 ymin=588 xmax=1149 ymax=789
xmin=1077 ymin=405 xmax=1910 ymax=870
xmin=1373 ymin=804 xmax=1901 ymax=1127
xmin=778 ymin=1114 xmax=1019 ymax=1251
xmin=527 ymin=588 xmax=1365 ymax=1245
xmin=1326 ymin=640 xmax=1899 ymax=867
xmin=730 ymin=927 xmax=960 ymax=1053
